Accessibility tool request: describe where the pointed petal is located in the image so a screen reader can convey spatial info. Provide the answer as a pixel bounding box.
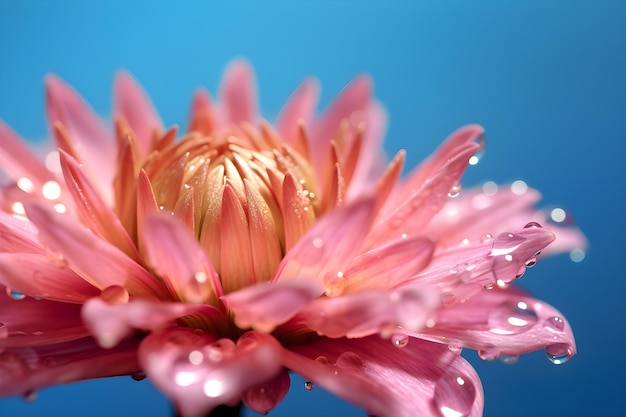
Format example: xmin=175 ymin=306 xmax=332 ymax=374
xmin=142 ymin=213 xmax=222 ymax=304
xmin=24 ymin=202 xmax=168 ymax=299
xmin=218 ymin=60 xmax=258 ymax=126
xmin=222 ymin=280 xmax=323 ymax=333
xmin=0 ymin=253 xmax=99 ymax=304
xmin=0 ymin=211 xmax=44 ymax=254
xmin=0 ymin=288 xmax=88 ymax=347
xmin=276 ymin=78 xmax=319 ymax=145
xmin=273 ymin=197 xmax=378 ymax=297
xmin=0 ymin=337 xmax=139 ymax=396
xmin=188 ymin=89 xmax=217 ymax=135
xmin=418 ymin=286 xmax=576 ymax=359
xmin=82 ymin=297 xmax=222 ymax=348
xmin=413 ymin=227 xmax=556 ymax=303
xmin=283 ymin=336 xmax=483 ymax=417
xmin=0 ymin=120 xmax=55 ymax=187
xmin=343 ymin=236 xmax=434 ymax=292
xmin=45 ymin=75 xmax=115 ymax=203
xmin=114 ymin=71 xmax=162 ymax=157
xmin=59 ymin=150 xmax=139 ymax=258
xmin=139 ymin=329 xmax=283 ymax=417
xmin=301 ymin=284 xmax=439 ymax=338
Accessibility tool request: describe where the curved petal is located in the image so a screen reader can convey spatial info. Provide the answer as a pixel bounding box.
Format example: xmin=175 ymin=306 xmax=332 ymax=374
xmin=45 ymin=75 xmax=115 ymax=204
xmin=273 ymin=196 xmax=378 ymax=297
xmin=0 ymin=120 xmax=55 ymax=188
xmin=411 ymin=226 xmax=556 ymax=303
xmin=0 ymin=211 xmax=44 ymax=254
xmin=0 ymin=253 xmax=99 ymax=304
xmin=82 ymin=297 xmax=223 ymax=348
xmin=139 ymin=329 xmax=283 ymax=417
xmin=241 ymin=367 xmax=290 ymax=414
xmin=0 ymin=337 xmax=139 ymax=396
xmin=284 ymin=335 xmax=483 ymax=417
xmin=114 ymin=71 xmax=162 ymax=158
xmin=300 ymin=284 xmax=439 ymax=338
xmin=417 ymin=286 xmax=576 ymax=361
xmin=222 ymin=280 xmax=323 ymax=333
xmin=188 ymin=89 xmax=217 ymax=136
xmin=0 ymin=288 xmax=88 ymax=348
xmin=218 ymin=60 xmax=258 ymax=127
xmin=24 ymin=202 xmax=169 ymax=299
xmin=142 ymin=213 xmax=222 ymax=304
xmin=276 ymin=78 xmax=320 ymax=146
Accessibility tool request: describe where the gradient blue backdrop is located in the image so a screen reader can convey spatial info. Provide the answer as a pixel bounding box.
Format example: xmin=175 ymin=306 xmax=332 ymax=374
xmin=1 ymin=1 xmax=624 ymax=416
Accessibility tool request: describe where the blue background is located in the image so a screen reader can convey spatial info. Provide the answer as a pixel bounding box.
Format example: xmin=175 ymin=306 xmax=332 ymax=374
xmin=1 ymin=1 xmax=624 ymax=416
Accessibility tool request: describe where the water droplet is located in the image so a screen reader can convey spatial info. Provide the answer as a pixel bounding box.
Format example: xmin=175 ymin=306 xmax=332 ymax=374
xmin=480 ymin=233 xmax=493 ymax=243
xmin=6 ymin=288 xmax=25 ymax=300
xmin=524 ymin=257 xmax=537 ymax=268
xmin=448 ymin=341 xmax=463 ymax=352
xmin=524 ymin=221 xmax=542 ymax=229
xmin=478 ymin=346 xmax=499 ymax=362
xmin=391 ymin=333 xmax=409 ymax=348
xmin=448 ymin=182 xmax=462 ymax=198
xmin=434 ymin=371 xmax=477 ymax=417
xmin=490 ymin=232 xmax=524 ymax=256
xmin=514 ymin=265 xmax=526 ymax=279
xmin=545 ymin=343 xmax=573 ymax=364
xmin=131 ymin=372 xmax=147 ymax=381
xmin=544 ymin=316 xmax=565 ymax=332
xmin=304 ymin=381 xmax=315 ymax=391
xmin=22 ymin=390 xmax=37 ymax=403
xmin=315 ymin=356 xmax=330 ymax=365
xmin=488 ymin=300 xmax=538 ymax=335
xmin=491 ymin=254 xmax=523 ymax=284
xmin=336 ymin=351 xmax=364 ymax=370
xmin=499 ymin=355 xmax=519 ymax=365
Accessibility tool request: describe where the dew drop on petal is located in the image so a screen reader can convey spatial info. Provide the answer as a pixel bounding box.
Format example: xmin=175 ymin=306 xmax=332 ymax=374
xmin=544 ymin=316 xmax=565 ymax=332
xmin=499 ymin=355 xmax=520 ymax=365
xmin=391 ymin=333 xmax=409 ymax=348
xmin=131 ymin=372 xmax=147 ymax=381
xmin=523 ymin=221 xmax=542 ymax=229
xmin=6 ymin=288 xmax=25 ymax=300
xmin=545 ymin=343 xmax=574 ymax=364
xmin=447 ymin=340 xmax=463 ymax=353
xmin=22 ymin=390 xmax=37 ymax=403
xmin=488 ymin=300 xmax=538 ymax=335
xmin=304 ymin=381 xmax=315 ymax=391
xmin=448 ymin=182 xmax=462 ymax=198
xmin=480 ymin=233 xmax=493 ymax=243
xmin=434 ymin=371 xmax=477 ymax=417
xmin=477 ymin=346 xmax=499 ymax=362
xmin=524 ymin=257 xmax=537 ymax=268
xmin=315 ymin=356 xmax=330 ymax=365
xmin=336 ymin=351 xmax=364 ymax=370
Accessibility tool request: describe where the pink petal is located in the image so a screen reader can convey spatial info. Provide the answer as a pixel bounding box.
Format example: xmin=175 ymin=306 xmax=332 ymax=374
xmin=273 ymin=197 xmax=378 ymax=296
xmin=0 ymin=337 xmax=139 ymax=396
xmin=59 ymin=150 xmax=139 ymax=259
xmin=283 ymin=335 xmax=483 ymax=417
xmin=141 ymin=213 xmax=222 ymax=304
xmin=222 ymin=280 xmax=323 ymax=333
xmin=0 ymin=211 xmax=44 ymax=254
xmin=311 ymin=76 xmax=372 ymax=177
xmin=241 ymin=368 xmax=290 ymax=414
xmin=114 ymin=71 xmax=163 ymax=158
xmin=218 ymin=60 xmax=258 ymax=127
xmin=418 ymin=286 xmax=576 ymax=361
xmin=139 ymin=329 xmax=283 ymax=417
xmin=0 ymin=120 xmax=56 ymax=188
xmin=24 ymin=202 xmax=169 ymax=299
xmin=369 ymin=140 xmax=480 ymax=246
xmin=45 ymin=75 xmax=116 ymax=204
xmin=82 ymin=297 xmax=222 ymax=349
xmin=188 ymin=89 xmax=217 ymax=135
xmin=276 ymin=78 xmax=320 ymax=145
xmin=0 ymin=287 xmax=88 ymax=348
xmin=412 ymin=226 xmax=556 ymax=303
xmin=344 ymin=236 xmax=434 ymax=292
xmin=0 ymin=253 xmax=99 ymax=304
xmin=301 ymin=284 xmax=439 ymax=338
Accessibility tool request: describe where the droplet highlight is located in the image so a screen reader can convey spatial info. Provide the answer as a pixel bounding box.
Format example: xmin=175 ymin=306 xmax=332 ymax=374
xmin=434 ymin=371 xmax=477 ymax=417
xmin=304 ymin=381 xmax=315 ymax=391
xmin=545 ymin=343 xmax=573 ymax=364
xmin=488 ymin=300 xmax=538 ymax=335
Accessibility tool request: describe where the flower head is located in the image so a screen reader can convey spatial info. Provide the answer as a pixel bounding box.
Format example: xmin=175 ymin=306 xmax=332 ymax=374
xmin=0 ymin=60 xmax=586 ymax=417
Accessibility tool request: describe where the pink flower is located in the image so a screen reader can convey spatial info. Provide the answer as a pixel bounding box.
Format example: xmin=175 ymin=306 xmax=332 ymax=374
xmin=0 ymin=60 xmax=586 ymax=417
